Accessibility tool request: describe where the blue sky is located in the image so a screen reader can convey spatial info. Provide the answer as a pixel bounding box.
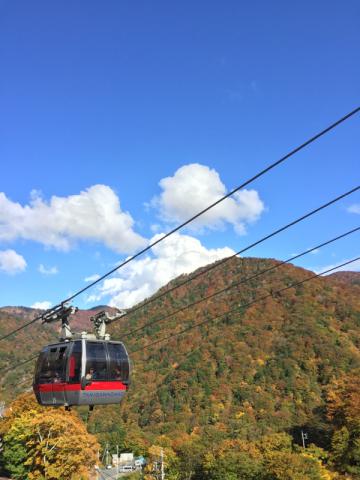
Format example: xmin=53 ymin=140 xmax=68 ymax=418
xmin=0 ymin=0 xmax=359 ymax=309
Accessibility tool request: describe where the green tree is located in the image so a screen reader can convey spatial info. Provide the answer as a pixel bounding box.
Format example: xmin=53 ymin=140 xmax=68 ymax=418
xmin=264 ymin=451 xmax=331 ymax=480
xmin=202 ymin=450 xmax=264 ymax=480
xmin=327 ymin=373 xmax=360 ymax=475
xmin=1 ymin=394 xmax=99 ymax=479
xmin=176 ymin=439 xmax=205 ymax=480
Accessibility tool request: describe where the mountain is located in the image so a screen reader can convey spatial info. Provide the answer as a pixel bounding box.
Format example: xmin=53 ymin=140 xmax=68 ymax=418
xmin=329 ymin=270 xmax=360 ymax=287
xmin=0 ymin=308 xmax=57 ymax=401
xmin=106 ymin=257 xmax=360 ymax=447
xmin=1 ymin=257 xmax=360 ymax=460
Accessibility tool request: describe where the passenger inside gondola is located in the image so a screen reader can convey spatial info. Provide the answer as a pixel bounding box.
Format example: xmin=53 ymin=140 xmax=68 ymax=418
xmin=34 ymin=339 xmax=130 ymax=406
xmin=85 ymin=367 xmax=97 ymax=380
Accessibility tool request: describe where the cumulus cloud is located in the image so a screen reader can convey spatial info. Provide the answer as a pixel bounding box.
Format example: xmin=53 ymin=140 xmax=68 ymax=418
xmin=312 ymin=258 xmax=360 ymax=275
xmin=0 ymin=185 xmax=146 ymax=254
xmin=31 ymin=301 xmax=52 ymax=310
xmin=84 ymin=274 xmax=101 ymax=282
xmin=87 ymin=232 xmax=235 ymax=308
xmin=0 ymin=249 xmax=27 ymax=274
xmin=38 ymin=264 xmax=58 ymax=275
xmin=151 ymin=163 xmax=265 ymax=234
xmin=348 ymin=204 xmax=360 ymax=214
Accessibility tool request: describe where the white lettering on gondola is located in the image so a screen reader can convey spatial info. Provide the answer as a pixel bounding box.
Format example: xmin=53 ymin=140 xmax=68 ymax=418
xmin=83 ymin=391 xmax=123 ymax=398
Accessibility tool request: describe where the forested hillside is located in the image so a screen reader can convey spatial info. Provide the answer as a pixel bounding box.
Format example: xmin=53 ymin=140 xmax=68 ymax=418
xmin=0 ymin=309 xmax=57 ymax=400
xmin=1 ymin=258 xmax=360 ymax=478
xmin=109 ymin=258 xmax=360 ymax=477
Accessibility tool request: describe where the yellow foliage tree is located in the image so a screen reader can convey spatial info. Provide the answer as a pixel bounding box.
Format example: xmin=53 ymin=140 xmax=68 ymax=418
xmin=1 ymin=393 xmax=99 ymax=479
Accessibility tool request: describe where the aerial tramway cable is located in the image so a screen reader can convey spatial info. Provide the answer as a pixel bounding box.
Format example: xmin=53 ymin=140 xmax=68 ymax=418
xmin=0 ymin=183 xmax=359 ymax=344
xmin=3 ymin=226 xmax=359 ymax=378
xmin=0 ymin=107 xmax=358 ymax=343
xmin=2 ymin=355 xmax=38 ymax=376
xmin=121 ymin=225 xmax=360 ymax=339
xmin=53 ymin=107 xmax=360 ymax=307
xmin=129 ymin=256 xmax=360 ymax=355
xmin=108 ymin=187 xmax=360 ymax=334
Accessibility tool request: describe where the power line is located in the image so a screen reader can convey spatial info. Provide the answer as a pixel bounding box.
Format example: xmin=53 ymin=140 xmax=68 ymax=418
xmin=129 ymin=256 xmax=360 ymax=355
xmin=121 ymin=226 xmax=360 ymax=339
xmin=0 ymin=107 xmax=357 ymax=342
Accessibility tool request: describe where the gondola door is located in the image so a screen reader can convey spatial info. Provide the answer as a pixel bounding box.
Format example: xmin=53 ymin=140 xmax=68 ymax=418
xmin=34 ymin=344 xmax=67 ymax=405
xmin=34 ymin=346 xmax=53 ymax=405
xmin=51 ymin=345 xmax=68 ymax=405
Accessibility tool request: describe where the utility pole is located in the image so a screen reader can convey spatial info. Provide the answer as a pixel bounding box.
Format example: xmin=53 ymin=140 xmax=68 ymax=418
xmin=104 ymin=442 xmax=110 ymax=468
xmin=95 ymin=450 xmax=100 ymax=480
xmin=160 ymin=448 xmax=165 ymax=480
xmin=116 ymin=445 xmax=119 ymax=476
xmin=301 ymin=430 xmax=308 ymax=449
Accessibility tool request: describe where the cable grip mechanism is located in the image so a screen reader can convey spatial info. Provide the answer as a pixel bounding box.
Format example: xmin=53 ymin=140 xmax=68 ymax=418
xmin=90 ymin=310 xmax=126 ymax=340
xmin=41 ymin=303 xmax=78 ymax=341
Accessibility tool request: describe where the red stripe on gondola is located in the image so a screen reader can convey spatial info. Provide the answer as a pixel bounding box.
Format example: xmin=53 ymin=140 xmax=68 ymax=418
xmin=37 ymin=381 xmax=127 ymax=392
xmin=69 ymin=356 xmax=76 ymax=377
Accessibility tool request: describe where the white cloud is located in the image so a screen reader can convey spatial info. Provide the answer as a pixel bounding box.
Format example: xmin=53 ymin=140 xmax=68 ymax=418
xmin=151 ymin=163 xmax=265 ymax=234
xmin=312 ymin=258 xmax=360 ymax=275
xmin=38 ymin=264 xmax=58 ymax=275
xmin=0 ymin=249 xmax=27 ymax=274
xmin=87 ymin=232 xmax=235 ymax=308
xmin=84 ymin=274 xmax=101 ymax=282
xmin=31 ymin=301 xmax=52 ymax=310
xmin=348 ymin=204 xmax=360 ymax=214
xmin=0 ymin=185 xmax=146 ymax=254
xmin=150 ymin=224 xmax=162 ymax=233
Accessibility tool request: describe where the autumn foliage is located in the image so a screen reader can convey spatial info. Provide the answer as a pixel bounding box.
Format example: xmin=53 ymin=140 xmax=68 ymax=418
xmin=0 ymin=393 xmax=99 ymax=479
xmin=1 ymin=258 xmax=360 ymax=478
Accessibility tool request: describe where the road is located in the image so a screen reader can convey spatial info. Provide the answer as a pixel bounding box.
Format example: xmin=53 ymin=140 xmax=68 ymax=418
xmin=95 ymin=466 xmax=137 ymax=479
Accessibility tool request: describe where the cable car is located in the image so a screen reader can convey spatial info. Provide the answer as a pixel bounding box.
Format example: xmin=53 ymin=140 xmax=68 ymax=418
xmin=33 ymin=306 xmax=130 ymax=408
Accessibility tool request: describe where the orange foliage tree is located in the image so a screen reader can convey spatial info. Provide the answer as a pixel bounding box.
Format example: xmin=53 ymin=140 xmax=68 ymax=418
xmin=1 ymin=393 xmax=99 ymax=479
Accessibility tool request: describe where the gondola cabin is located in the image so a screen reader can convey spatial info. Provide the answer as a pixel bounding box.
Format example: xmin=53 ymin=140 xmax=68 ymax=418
xmin=33 ymin=338 xmax=130 ymax=407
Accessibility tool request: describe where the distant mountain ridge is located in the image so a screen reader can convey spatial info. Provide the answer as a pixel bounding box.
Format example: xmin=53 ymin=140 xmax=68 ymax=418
xmin=329 ymin=270 xmax=360 ymax=286
xmin=0 ymin=305 xmax=120 ymax=333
